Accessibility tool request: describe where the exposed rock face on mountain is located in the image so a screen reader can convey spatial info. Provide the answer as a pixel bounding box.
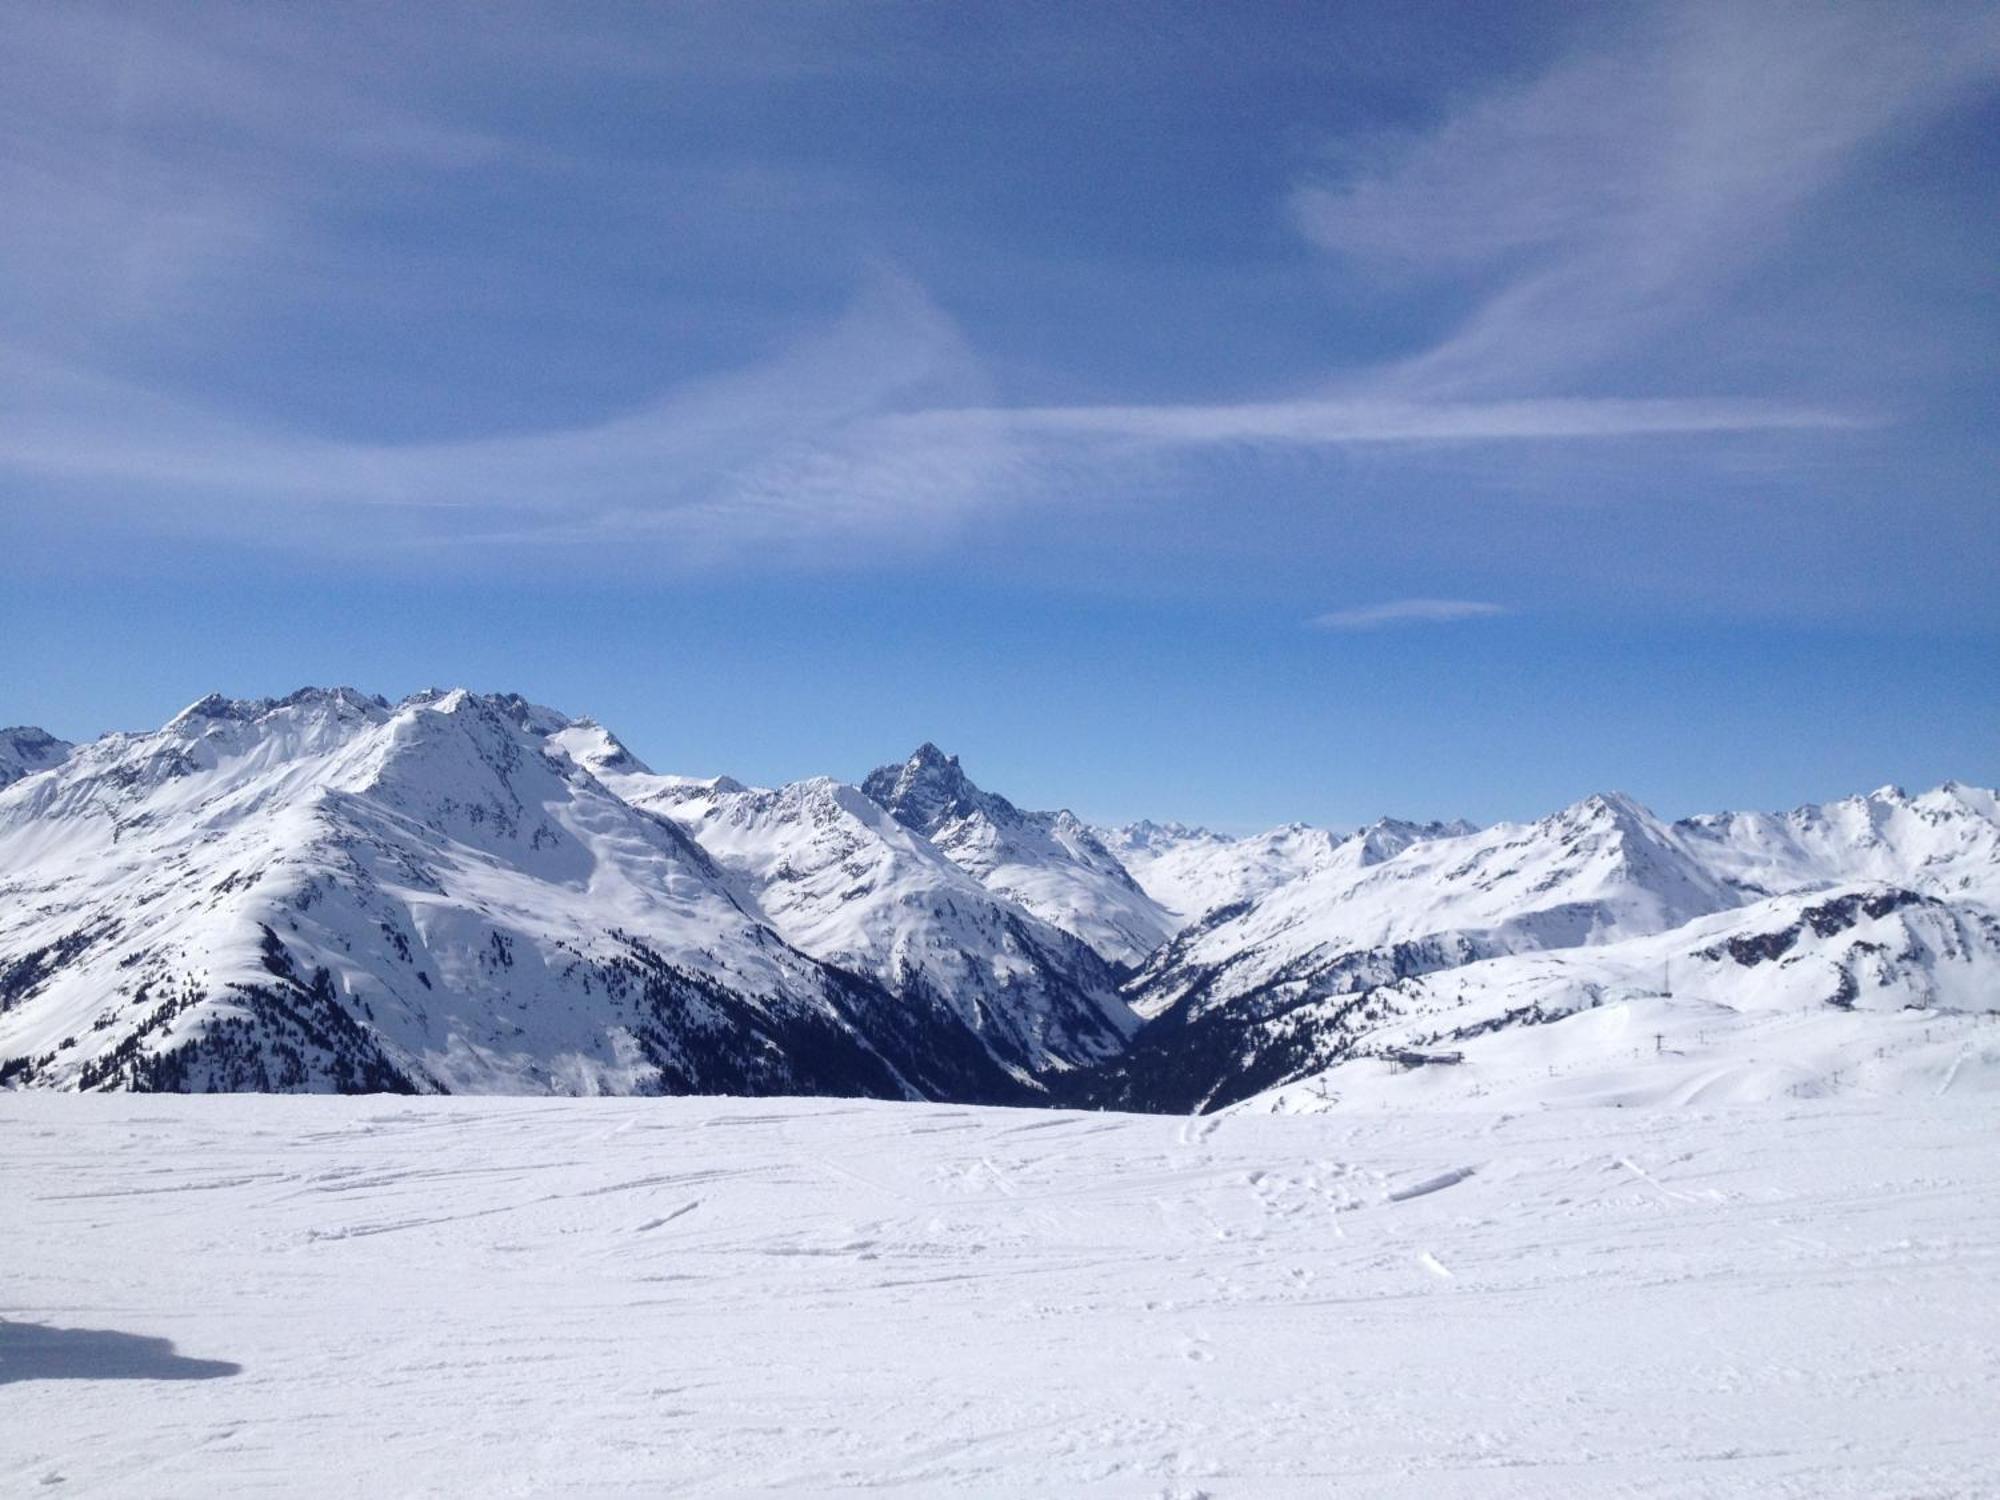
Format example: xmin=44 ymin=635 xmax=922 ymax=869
xmin=862 ymin=745 xmax=1173 ymax=967
xmin=0 ymin=726 xmax=71 ymax=789
xmin=2 ymin=687 xmax=1995 ymax=1110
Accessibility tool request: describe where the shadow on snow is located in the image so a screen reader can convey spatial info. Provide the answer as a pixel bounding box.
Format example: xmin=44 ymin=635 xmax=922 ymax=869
xmin=0 ymin=1322 xmax=241 ymax=1384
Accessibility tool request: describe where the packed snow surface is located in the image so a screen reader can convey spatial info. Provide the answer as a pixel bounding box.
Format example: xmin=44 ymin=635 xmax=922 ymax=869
xmin=6 ymin=1094 xmax=1997 ymax=1497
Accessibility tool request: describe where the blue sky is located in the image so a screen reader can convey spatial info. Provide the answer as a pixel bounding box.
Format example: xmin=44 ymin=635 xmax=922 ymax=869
xmin=2 ymin=2 xmax=1996 ymax=828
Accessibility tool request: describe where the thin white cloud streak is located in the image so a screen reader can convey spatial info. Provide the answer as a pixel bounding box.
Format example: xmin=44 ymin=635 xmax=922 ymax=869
xmin=0 ymin=328 xmax=1860 ymax=565
xmin=0 ymin=277 xmax=1036 ymax=561
xmin=0 ymin=351 xmax=1851 ymax=518
xmin=0 ymin=8 xmax=1027 ymax=562
xmin=1310 ymin=600 xmax=1511 ymax=630
xmin=1291 ymin=4 xmax=2000 ymax=397
xmin=937 ymin=396 xmax=1858 ymax=447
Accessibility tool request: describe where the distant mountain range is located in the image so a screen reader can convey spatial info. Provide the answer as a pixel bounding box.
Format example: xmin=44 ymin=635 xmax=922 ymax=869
xmin=3 ymin=689 xmax=1995 ymax=1109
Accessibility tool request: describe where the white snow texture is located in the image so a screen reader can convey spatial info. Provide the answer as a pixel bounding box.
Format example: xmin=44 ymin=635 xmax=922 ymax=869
xmin=3 ymin=1093 xmax=1996 ymax=1496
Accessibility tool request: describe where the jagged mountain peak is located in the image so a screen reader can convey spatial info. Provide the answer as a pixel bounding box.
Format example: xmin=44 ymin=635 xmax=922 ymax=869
xmin=167 ymin=686 xmax=393 ymax=728
xmin=1099 ymin=817 xmax=1350 ymax=925
xmin=1107 ymin=814 xmax=1489 ymax=925
xmin=861 ymin=744 xmax=1169 ymax=965
xmin=475 ymin=692 xmax=574 ymax=737
xmin=1535 ymin=794 xmax=1710 ymax=880
xmin=0 ymin=725 xmax=73 ymax=791
xmin=0 ymin=687 xmax=1077 ymax=1102
xmin=1349 ymin=815 xmax=1476 ymax=866
xmin=1 ymin=725 xmax=65 ymax=746
xmin=571 ymin=748 xmax=1137 ymax=1073
xmin=1673 ymin=780 xmax=2000 ymax=901
xmin=7 ymin=684 xmax=1995 ymax=1114
xmin=1517 ymin=792 xmax=1741 ymax=920
xmin=1553 ymin=789 xmax=1658 ymax=828
xmin=862 ymin=742 xmax=1012 ymax=834
xmin=167 ymin=691 xmax=240 ymax=724
xmin=153 ymin=687 xmax=594 ymax=759
xmin=1919 ymin=781 xmax=1999 ymax=820
xmin=1113 ymin=818 xmax=1224 ymax=848
xmin=546 ymin=717 xmax=653 ymax=778
xmin=4 ymin=689 xmax=616 ymax=856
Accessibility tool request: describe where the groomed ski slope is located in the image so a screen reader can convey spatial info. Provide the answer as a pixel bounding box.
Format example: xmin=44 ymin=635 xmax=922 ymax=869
xmin=6 ymin=1096 xmax=1997 ymax=1497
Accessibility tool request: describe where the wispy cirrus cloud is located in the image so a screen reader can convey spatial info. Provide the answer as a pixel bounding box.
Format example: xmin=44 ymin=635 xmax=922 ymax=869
xmin=1290 ymin=4 xmax=2000 ymax=398
xmin=0 ymin=6 xmax=521 ymax=344
xmin=0 ymin=3 xmax=1990 ymax=579
xmin=949 ymin=395 xmax=1856 ymax=447
xmin=1310 ymin=600 xmax=1511 ymax=631
xmin=0 ymin=317 xmax=1852 ymax=562
xmin=0 ymin=275 xmax=1025 ymax=561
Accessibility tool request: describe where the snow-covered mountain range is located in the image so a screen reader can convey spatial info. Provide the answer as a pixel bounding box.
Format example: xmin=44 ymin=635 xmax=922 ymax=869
xmin=0 ymin=692 xmax=1095 ymax=1102
xmin=2 ymin=688 xmax=1995 ymax=1108
xmin=555 ymin=728 xmax=1134 ymax=1084
xmin=1092 ymin=784 xmax=2000 ymax=1112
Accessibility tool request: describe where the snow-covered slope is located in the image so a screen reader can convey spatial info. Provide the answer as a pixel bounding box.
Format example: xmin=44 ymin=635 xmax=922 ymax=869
xmin=1676 ymin=782 xmax=2000 ymax=900
xmin=1101 ymin=787 xmax=2000 ymax=1112
xmin=0 ymin=727 xmax=71 ymax=790
xmin=1100 ymin=816 xmax=1477 ymax=925
xmin=0 ymin=690 xmax=1038 ymax=1101
xmin=556 ymin=732 xmax=1134 ymax=1080
xmin=1098 ymin=820 xmax=1337 ymax=923
xmin=1219 ymin=884 xmax=2000 ymax=1113
xmin=1125 ymin=793 xmax=1737 ymax=1026
xmin=862 ymin=744 xmax=1173 ymax=966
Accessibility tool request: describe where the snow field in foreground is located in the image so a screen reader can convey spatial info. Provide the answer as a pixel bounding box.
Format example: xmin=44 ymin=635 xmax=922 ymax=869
xmin=4 ymin=1095 xmax=1997 ymax=1497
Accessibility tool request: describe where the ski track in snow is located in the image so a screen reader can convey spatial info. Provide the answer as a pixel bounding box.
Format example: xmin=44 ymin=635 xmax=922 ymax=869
xmin=4 ymin=1096 xmax=1998 ymax=1497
